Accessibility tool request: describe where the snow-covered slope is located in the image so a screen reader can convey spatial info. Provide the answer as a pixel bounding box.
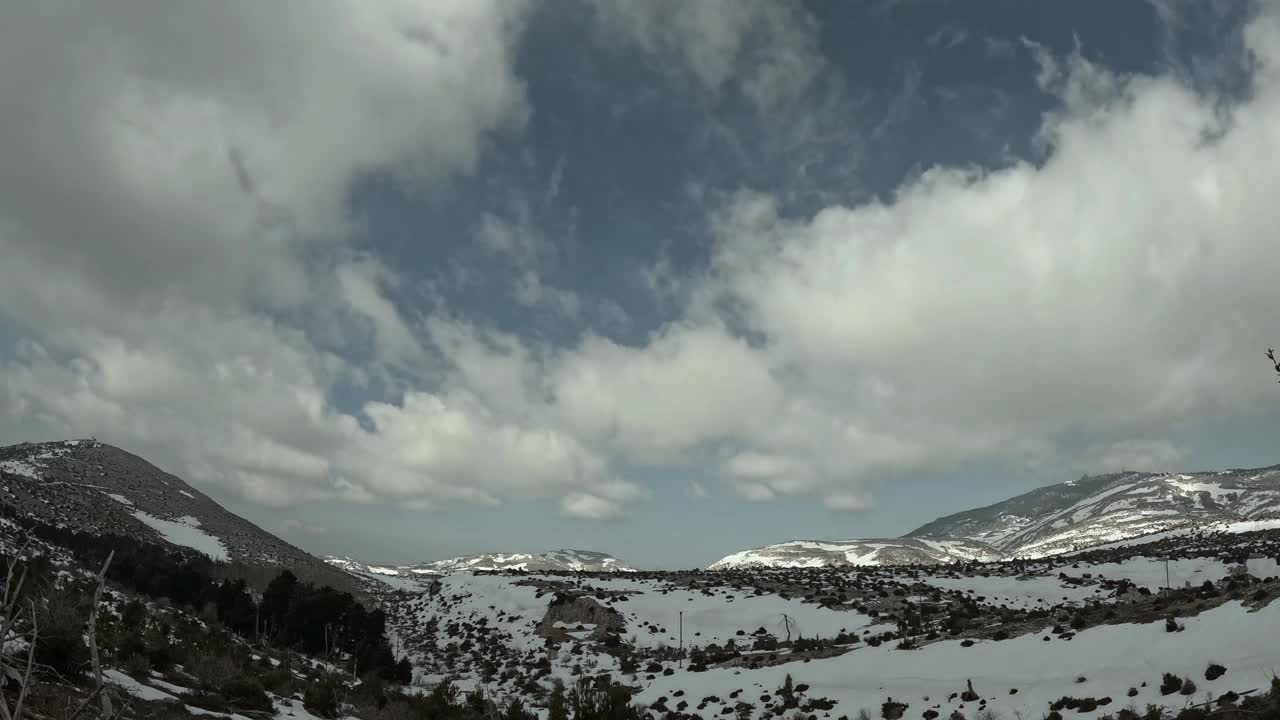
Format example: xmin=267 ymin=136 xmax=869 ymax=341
xmin=711 ymin=463 xmax=1280 ymax=569
xmin=708 ymin=538 xmax=1000 ymax=570
xmin=910 ymin=466 xmax=1280 ymax=558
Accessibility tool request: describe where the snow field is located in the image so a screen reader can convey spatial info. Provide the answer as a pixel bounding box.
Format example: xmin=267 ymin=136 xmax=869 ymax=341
xmin=634 ymin=600 xmax=1280 ymax=720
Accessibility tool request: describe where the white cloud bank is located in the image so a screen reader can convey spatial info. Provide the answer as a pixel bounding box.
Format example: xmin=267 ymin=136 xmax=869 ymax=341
xmin=3 ymin=3 xmax=1280 ymax=519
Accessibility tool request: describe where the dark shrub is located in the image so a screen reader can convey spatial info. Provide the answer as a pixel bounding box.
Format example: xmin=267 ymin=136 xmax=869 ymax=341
xmin=882 ymin=699 xmax=908 ymax=720
xmin=1205 ymin=664 xmax=1226 ymax=681
xmin=304 ymin=679 xmax=340 ymax=718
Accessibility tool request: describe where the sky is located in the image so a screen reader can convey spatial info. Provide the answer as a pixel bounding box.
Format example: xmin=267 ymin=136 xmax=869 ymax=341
xmin=2 ymin=0 xmax=1280 ymax=570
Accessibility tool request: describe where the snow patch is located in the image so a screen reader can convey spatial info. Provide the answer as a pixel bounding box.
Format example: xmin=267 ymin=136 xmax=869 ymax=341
xmin=104 ymin=669 xmax=178 ymax=702
xmin=132 ymin=510 xmax=229 ymax=561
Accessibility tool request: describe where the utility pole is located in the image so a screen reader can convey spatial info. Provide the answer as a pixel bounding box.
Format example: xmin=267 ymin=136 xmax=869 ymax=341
xmin=1165 ymin=556 xmax=1171 ymax=598
xmin=679 ymin=611 xmax=683 ymax=667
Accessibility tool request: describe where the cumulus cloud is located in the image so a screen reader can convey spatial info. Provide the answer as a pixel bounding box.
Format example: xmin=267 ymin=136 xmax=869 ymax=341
xmin=561 ymin=492 xmax=625 ymax=521
xmin=4 ymin=2 xmax=1280 ymax=525
xmin=281 ymin=518 xmax=328 ymax=536
xmin=1094 ymin=440 xmax=1187 ymax=475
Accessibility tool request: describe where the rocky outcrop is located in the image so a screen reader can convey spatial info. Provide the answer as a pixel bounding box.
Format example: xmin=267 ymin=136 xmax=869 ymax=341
xmin=538 ymin=592 xmax=625 ymax=642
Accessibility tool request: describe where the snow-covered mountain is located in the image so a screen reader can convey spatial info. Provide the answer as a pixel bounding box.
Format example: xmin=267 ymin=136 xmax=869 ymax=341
xmin=0 ymin=439 xmax=355 ymax=590
xmin=910 ymin=465 xmax=1280 ymax=558
xmin=708 ymin=537 xmax=1000 ymax=570
xmin=710 ymin=464 xmax=1280 ymax=569
xmin=327 ymin=548 xmax=632 ymax=585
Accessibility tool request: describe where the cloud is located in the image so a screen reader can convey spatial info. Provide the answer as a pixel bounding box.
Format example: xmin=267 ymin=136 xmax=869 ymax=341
xmin=561 ymin=492 xmax=625 ymax=520
xmin=824 ymin=493 xmax=873 ymax=512
xmin=5 ymin=3 xmax=1280 ymax=526
xmin=0 ymin=1 xmax=623 ymax=514
xmin=281 ymin=518 xmax=328 ymax=536
xmin=1094 ymin=440 xmax=1187 ymax=474
xmin=687 ymin=481 xmax=711 ymax=500
xmin=586 ymin=0 xmax=824 ymax=112
xmin=545 ymin=153 xmax=567 ymax=206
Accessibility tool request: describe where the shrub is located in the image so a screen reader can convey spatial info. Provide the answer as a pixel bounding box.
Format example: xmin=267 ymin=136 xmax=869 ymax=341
xmin=881 ymin=699 xmax=907 ymax=720
xmin=1160 ymin=673 xmax=1182 ymax=696
xmin=121 ymin=653 xmax=152 ymax=676
xmin=304 ymin=679 xmax=340 ymax=718
xmin=1179 ymin=679 xmax=1197 ymax=696
xmin=222 ymin=675 xmax=274 ymax=712
xmin=1070 ymin=615 xmax=1087 ymax=631
xmin=33 ymin=596 xmax=91 ymax=678
xmin=185 ymin=674 xmax=272 ymax=714
xmin=1205 ymin=664 xmax=1226 ymax=681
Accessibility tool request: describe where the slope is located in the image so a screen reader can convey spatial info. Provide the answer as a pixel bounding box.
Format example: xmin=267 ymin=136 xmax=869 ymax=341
xmin=0 ymin=438 xmax=355 ymax=591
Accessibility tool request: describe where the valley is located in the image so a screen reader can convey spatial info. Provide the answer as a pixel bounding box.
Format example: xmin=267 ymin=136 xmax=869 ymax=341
xmin=3 ymin=439 xmax=1280 ymax=720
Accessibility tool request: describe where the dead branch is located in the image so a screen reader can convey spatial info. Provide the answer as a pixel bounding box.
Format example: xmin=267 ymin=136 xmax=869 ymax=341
xmin=9 ymin=601 xmax=37 ymax=720
xmin=87 ymin=552 xmax=114 ymax=720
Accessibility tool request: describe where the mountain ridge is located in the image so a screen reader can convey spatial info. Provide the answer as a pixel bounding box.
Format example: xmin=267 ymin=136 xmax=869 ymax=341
xmin=709 ymin=462 xmax=1280 ymax=569
xmin=326 ymin=548 xmax=632 ymax=586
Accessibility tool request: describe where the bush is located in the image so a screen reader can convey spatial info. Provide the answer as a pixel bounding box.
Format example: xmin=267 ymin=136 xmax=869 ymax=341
xmin=881 ymin=699 xmax=907 ymax=720
xmin=1205 ymin=664 xmax=1226 ymax=681
xmin=121 ymin=653 xmax=152 ymax=676
xmin=1070 ymin=615 xmax=1087 ymax=631
xmin=223 ymin=675 xmax=273 ymax=712
xmin=1180 ymin=679 xmax=1197 ymax=696
xmin=304 ymin=679 xmax=340 ymax=718
xmin=185 ymin=674 xmax=272 ymax=714
xmin=1160 ymin=673 xmax=1182 ymax=696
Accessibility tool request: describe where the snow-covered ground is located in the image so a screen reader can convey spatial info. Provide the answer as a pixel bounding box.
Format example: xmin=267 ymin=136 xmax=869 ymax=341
xmin=921 ymin=574 xmax=1103 ymax=608
xmin=633 ymin=600 xmax=1280 ymax=720
xmin=575 ymin=576 xmax=868 ymax=648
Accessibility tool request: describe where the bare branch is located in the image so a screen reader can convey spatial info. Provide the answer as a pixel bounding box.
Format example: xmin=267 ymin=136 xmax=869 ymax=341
xmin=87 ymin=552 xmax=114 ymax=720
xmin=62 ymin=686 xmax=103 ymax=720
xmin=10 ymin=600 xmax=37 ymax=720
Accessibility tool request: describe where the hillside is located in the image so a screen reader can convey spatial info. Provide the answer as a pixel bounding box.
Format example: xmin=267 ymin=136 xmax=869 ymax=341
xmin=909 ymin=466 xmax=1280 ymax=556
xmin=710 ymin=464 xmax=1280 ymax=569
xmin=0 ymin=439 xmax=355 ymax=591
